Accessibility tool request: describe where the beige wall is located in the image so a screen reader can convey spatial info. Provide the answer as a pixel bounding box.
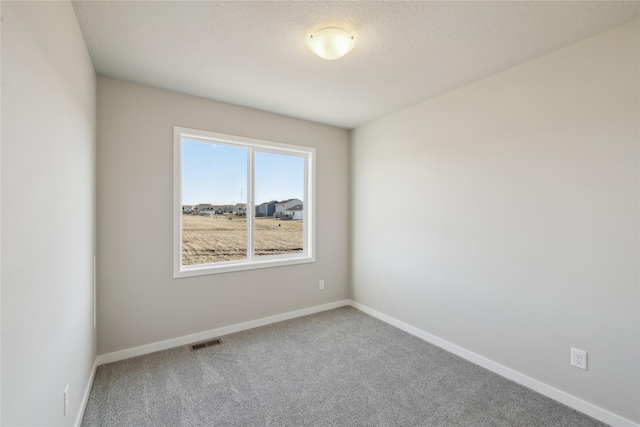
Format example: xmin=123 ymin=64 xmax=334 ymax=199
xmin=96 ymin=77 xmax=350 ymax=355
xmin=1 ymin=1 xmax=97 ymax=425
xmin=351 ymin=20 xmax=639 ymax=422
xmin=5 ymin=3 xmax=635 ymax=424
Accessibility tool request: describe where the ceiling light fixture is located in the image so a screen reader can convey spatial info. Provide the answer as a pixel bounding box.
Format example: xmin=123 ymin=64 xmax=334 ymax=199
xmin=308 ymin=28 xmax=354 ymax=60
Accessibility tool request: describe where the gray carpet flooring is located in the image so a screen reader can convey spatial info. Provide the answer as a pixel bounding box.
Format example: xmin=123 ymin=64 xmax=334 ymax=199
xmin=82 ymin=307 xmax=606 ymax=426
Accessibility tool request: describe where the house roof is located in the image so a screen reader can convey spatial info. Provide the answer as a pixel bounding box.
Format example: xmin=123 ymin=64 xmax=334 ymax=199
xmin=278 ymin=198 xmax=302 ymax=204
xmin=286 ymin=204 xmax=303 ymax=211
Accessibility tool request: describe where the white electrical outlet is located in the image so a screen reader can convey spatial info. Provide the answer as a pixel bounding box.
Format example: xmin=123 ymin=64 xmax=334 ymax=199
xmin=571 ymin=347 xmax=587 ymax=370
xmin=64 ymin=385 xmax=69 ymax=416
xmin=319 ymin=280 xmax=325 ymax=290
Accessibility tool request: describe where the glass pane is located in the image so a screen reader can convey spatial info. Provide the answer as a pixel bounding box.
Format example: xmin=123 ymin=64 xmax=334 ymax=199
xmin=254 ymin=151 xmax=305 ymax=257
xmin=181 ymin=139 xmax=247 ymax=265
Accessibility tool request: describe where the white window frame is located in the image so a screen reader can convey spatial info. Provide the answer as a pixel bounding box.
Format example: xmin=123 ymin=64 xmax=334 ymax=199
xmin=173 ymin=126 xmax=316 ymax=278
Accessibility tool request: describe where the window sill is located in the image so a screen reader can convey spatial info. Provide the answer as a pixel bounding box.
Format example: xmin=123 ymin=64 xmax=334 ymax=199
xmin=173 ymin=254 xmax=315 ymax=278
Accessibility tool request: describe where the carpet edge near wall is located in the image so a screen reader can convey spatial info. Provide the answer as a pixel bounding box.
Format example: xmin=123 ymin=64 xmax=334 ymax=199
xmin=96 ymin=300 xmax=351 ymax=365
xmin=349 ymin=301 xmax=637 ymax=427
xmin=90 ymin=299 xmax=637 ymax=427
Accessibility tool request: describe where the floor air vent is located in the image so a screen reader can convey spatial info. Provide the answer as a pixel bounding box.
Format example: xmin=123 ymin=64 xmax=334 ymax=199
xmin=190 ymin=338 xmax=223 ymax=351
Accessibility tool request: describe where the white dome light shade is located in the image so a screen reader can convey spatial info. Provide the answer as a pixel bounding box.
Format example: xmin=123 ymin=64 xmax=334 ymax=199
xmin=308 ymin=28 xmax=354 ymax=60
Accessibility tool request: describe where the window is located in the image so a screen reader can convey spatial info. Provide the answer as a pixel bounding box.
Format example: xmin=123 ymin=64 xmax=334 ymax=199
xmin=173 ymin=127 xmax=315 ymax=277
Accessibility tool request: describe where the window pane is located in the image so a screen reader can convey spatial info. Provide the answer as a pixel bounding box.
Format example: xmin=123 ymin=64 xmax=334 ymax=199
xmin=254 ymin=151 xmax=304 ymax=257
xmin=181 ymin=139 xmax=247 ymax=266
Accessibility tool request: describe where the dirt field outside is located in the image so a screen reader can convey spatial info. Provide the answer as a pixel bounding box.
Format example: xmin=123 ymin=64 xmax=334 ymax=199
xmin=181 ymin=214 xmax=303 ymax=265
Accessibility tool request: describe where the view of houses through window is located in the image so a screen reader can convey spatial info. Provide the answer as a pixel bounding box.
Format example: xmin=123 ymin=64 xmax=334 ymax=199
xmin=180 ymin=138 xmax=305 ymax=267
xmin=254 ymin=151 xmax=304 ymax=258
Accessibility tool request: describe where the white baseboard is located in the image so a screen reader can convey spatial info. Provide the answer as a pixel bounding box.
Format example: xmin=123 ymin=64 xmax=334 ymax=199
xmin=92 ymin=298 xmax=637 ymax=426
xmin=348 ymin=300 xmax=638 ymax=427
xmin=75 ymin=358 xmax=97 ymax=427
xmin=97 ymin=300 xmax=350 ymax=365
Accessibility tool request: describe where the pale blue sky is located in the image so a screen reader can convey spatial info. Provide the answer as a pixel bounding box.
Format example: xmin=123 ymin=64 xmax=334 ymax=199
xmin=182 ymin=140 xmax=304 ymax=205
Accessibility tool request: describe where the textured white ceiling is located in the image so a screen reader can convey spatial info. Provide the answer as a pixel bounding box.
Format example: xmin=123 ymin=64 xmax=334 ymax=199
xmin=72 ymin=1 xmax=639 ymax=129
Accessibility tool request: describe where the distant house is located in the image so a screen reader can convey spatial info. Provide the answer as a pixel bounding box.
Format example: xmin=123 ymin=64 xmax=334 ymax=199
xmin=234 ymin=203 xmax=247 ymax=216
xmin=182 ymin=205 xmax=195 ymax=214
xmin=197 ymin=203 xmax=223 ymax=215
xmin=197 ymin=203 xmax=212 ymax=214
xmin=210 ymin=205 xmax=225 ymax=214
xmin=284 ymin=204 xmax=304 ymax=220
xmin=221 ymin=205 xmax=234 ymax=213
xmin=256 ymin=200 xmax=277 ymax=217
xmin=274 ymin=198 xmax=303 ymax=218
xmin=199 ymin=207 xmax=216 ymax=216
